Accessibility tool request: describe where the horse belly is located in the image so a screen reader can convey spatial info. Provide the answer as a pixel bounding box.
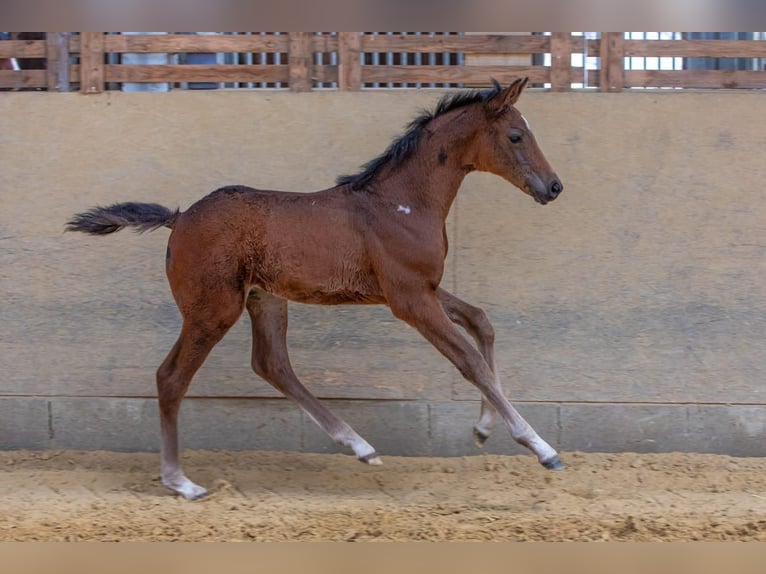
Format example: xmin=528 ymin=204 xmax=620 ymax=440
xmin=254 ymin=246 xmax=383 ymax=305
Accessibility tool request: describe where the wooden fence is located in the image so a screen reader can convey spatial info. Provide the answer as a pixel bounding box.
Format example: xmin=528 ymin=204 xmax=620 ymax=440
xmin=2 ymin=32 xmax=766 ymax=92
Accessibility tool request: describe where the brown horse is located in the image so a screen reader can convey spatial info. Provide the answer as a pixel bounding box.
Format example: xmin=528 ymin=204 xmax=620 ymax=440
xmin=67 ymin=78 xmax=564 ymax=500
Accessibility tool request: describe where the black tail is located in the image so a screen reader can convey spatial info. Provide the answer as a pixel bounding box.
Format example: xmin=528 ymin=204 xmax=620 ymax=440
xmin=66 ymin=202 xmax=179 ymax=235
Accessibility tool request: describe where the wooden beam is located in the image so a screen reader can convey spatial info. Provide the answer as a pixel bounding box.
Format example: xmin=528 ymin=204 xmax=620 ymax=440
xmin=624 ymin=39 xmax=766 ymax=58
xmin=624 ymin=69 xmax=766 ymax=89
xmin=0 ymin=70 xmax=47 ymax=89
xmin=0 ymin=40 xmax=46 ymax=58
xmin=338 ymin=32 xmax=362 ymax=91
xmin=103 ymin=65 xmax=290 ymax=84
xmin=550 ymin=33 xmax=572 ymax=91
xmin=361 ymin=65 xmax=550 ymax=86
xmin=46 ymin=33 xmax=70 ymax=92
xmin=360 ymin=33 xmax=551 ymax=54
xmin=79 ymin=32 xmax=105 ymax=93
xmin=600 ymin=32 xmax=625 ymax=92
xmin=288 ymin=32 xmax=313 ymax=92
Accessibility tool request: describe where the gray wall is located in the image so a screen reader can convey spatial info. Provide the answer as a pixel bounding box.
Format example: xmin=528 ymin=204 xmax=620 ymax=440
xmin=1 ymin=90 xmax=764 ymax=457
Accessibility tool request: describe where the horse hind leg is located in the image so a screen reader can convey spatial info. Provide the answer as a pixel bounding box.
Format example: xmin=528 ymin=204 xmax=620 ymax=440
xmin=157 ymin=290 xmax=244 ymax=500
xmin=246 ymin=289 xmax=380 ymax=464
xmin=437 ymin=288 xmax=500 ymax=447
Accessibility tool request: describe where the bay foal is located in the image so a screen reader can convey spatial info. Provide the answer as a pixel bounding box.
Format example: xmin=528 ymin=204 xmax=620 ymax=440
xmin=67 ymin=78 xmax=564 ymax=499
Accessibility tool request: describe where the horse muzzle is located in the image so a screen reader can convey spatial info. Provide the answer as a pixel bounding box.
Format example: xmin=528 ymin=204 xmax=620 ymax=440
xmin=531 ymin=178 xmax=563 ymax=205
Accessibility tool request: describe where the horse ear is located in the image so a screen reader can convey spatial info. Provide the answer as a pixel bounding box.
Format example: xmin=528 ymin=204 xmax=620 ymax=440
xmin=486 ymin=77 xmax=528 ymax=116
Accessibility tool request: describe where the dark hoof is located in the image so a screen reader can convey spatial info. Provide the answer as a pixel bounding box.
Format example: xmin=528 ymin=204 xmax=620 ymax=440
xmin=542 ymin=456 xmax=565 ymax=470
xmin=473 ymin=428 xmax=490 ymax=448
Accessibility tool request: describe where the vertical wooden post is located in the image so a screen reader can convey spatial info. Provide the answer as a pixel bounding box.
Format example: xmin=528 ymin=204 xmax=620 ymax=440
xmin=549 ymin=32 xmax=572 ymax=92
xmin=338 ymin=32 xmax=362 ymax=91
xmin=46 ymin=32 xmax=70 ymax=92
xmin=79 ymin=32 xmax=105 ymax=93
xmin=599 ymin=32 xmax=625 ymax=92
xmin=288 ymin=32 xmax=313 ymax=92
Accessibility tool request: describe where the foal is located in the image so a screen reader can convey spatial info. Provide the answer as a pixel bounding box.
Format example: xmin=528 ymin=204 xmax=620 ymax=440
xmin=67 ymin=78 xmax=564 ymax=500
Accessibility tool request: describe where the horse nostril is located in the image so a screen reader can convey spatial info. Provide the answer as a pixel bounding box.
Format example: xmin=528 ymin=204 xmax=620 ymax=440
xmin=549 ymin=180 xmax=563 ymax=198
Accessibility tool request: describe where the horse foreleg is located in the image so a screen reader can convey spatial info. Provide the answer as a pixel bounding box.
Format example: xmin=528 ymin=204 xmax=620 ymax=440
xmin=437 ymin=287 xmax=500 ymax=447
xmin=390 ymin=288 xmax=563 ymax=469
xmin=246 ymin=289 xmax=381 ymax=464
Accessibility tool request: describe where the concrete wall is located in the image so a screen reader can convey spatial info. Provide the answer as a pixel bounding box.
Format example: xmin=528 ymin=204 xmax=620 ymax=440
xmin=1 ymin=90 xmax=764 ymax=456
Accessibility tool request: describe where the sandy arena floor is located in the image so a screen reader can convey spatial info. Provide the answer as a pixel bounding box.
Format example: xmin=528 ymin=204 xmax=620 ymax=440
xmin=1 ymin=449 xmax=765 ymax=541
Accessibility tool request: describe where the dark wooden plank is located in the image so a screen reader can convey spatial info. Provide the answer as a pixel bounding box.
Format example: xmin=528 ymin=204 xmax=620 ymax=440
xmin=288 ymin=32 xmax=313 ymax=92
xmin=338 ymin=32 xmax=362 ymax=91
xmin=625 ymin=39 xmax=766 ymax=58
xmin=625 ymin=69 xmax=766 ymax=89
xmin=79 ymin=32 xmax=105 ymax=93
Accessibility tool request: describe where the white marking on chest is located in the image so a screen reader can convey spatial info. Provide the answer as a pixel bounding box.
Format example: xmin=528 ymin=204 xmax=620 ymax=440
xmin=397 ymin=205 xmax=412 ymax=215
xmin=522 ymin=115 xmax=531 ymax=130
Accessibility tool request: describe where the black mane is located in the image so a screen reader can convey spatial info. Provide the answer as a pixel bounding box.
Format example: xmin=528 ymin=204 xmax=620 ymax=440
xmin=336 ymin=81 xmax=502 ymax=191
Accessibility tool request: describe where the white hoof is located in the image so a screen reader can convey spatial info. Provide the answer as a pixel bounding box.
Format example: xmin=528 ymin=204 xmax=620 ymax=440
xmin=163 ymin=476 xmax=208 ymax=500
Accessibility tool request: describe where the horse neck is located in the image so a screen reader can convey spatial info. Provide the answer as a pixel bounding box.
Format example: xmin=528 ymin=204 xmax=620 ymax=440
xmin=384 ymin=108 xmax=482 ymax=222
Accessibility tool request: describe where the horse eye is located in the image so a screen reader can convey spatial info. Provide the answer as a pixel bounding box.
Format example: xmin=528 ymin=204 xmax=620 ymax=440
xmin=509 ymin=133 xmax=522 ymax=144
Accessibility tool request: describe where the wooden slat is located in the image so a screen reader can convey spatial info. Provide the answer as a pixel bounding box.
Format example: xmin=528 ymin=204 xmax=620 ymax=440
xmin=69 ymin=34 xmax=290 ymax=54
xmin=361 ymin=65 xmax=550 ymax=85
xmin=46 ymin=32 xmax=70 ymax=91
xmin=549 ymin=33 xmax=572 ymax=91
xmin=625 ymin=39 xmax=766 ymax=58
xmin=74 ymin=64 xmax=338 ymax=82
xmin=624 ymin=69 xmax=766 ymax=89
xmin=360 ymin=34 xmax=550 ymax=54
xmin=0 ymin=69 xmax=46 ymax=89
xmin=79 ymin=32 xmax=105 ymax=93
xmin=288 ymin=32 xmax=313 ymax=91
xmin=600 ymin=32 xmax=625 ymax=92
xmin=103 ymin=64 xmax=290 ymax=84
xmin=0 ymin=40 xmax=46 ymax=58
xmin=338 ymin=32 xmax=362 ymax=91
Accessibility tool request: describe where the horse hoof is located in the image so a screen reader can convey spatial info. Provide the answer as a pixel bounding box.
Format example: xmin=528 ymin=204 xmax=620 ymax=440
xmin=358 ymin=452 xmax=383 ymax=465
xmin=473 ymin=428 xmax=489 ymax=448
xmin=541 ymin=456 xmax=565 ymax=470
xmin=184 ymin=488 xmax=209 ymax=501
